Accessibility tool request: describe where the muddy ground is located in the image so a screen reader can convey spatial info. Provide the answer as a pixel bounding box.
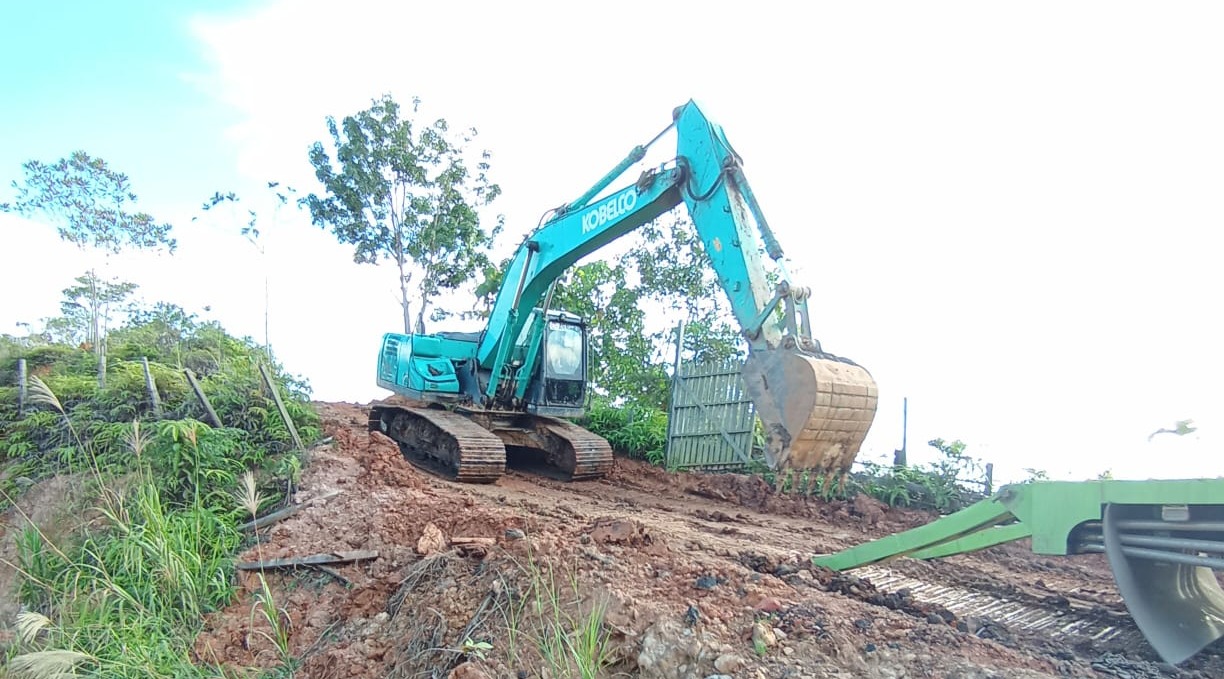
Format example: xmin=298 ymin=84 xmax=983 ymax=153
xmin=162 ymin=402 xmax=1224 ymax=677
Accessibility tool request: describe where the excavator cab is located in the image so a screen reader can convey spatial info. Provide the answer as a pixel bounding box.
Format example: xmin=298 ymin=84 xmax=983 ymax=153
xmin=526 ymin=310 xmax=589 ymax=416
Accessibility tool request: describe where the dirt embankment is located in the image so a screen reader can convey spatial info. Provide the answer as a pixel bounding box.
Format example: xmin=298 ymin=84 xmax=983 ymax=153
xmin=190 ymin=402 xmax=1224 ymax=678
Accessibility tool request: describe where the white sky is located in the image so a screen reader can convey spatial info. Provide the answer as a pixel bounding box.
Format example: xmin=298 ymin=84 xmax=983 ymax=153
xmin=3 ymin=0 xmax=1222 ymax=485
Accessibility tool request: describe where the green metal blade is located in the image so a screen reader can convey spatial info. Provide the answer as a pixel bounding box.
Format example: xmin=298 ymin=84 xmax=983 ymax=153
xmin=1103 ymin=503 xmax=1224 ymax=665
xmin=910 ymin=522 xmax=1033 ymax=560
xmin=812 ymin=495 xmax=1016 ymax=571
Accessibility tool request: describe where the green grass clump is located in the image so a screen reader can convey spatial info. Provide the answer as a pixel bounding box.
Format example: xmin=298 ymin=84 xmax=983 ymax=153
xmin=582 ymin=399 xmax=667 ymax=465
xmin=494 ymin=540 xmax=614 ymax=679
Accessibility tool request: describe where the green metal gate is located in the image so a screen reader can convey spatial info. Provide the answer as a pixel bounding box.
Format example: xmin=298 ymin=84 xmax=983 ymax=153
xmin=665 ymin=356 xmax=758 ymax=470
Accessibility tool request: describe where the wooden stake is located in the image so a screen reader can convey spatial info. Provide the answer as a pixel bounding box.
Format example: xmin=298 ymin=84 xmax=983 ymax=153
xmin=142 ymin=357 xmax=163 ymax=418
xmin=259 ymin=362 xmax=304 ymax=451
xmin=183 ymin=368 xmax=222 ymax=427
xmin=17 ymin=358 xmax=27 ymax=416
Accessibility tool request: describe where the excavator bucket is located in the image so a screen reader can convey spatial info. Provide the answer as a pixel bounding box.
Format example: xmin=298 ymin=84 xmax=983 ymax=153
xmin=741 ymin=347 xmax=878 ymax=490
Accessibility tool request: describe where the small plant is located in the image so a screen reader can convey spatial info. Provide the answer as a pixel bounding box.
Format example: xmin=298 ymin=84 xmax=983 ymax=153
xmin=461 ymin=638 xmax=494 ymax=660
xmin=250 ymin=573 xmax=293 ymax=664
xmin=237 ymin=471 xmax=294 ymax=665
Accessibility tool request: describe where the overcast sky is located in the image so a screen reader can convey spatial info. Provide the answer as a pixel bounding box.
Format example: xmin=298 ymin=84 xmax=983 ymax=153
xmin=2 ymin=1 xmax=1221 ymax=485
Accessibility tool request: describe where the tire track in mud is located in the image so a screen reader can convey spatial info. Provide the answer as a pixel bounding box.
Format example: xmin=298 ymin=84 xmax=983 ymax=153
xmin=853 ymin=564 xmax=1144 ymax=645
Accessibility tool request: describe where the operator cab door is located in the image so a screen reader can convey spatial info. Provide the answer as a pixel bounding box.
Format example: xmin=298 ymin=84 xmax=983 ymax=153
xmin=531 ymin=313 xmax=587 ymax=412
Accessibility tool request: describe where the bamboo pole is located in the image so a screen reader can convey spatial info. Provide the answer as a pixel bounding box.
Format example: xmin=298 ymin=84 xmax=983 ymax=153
xmin=183 ymin=368 xmax=222 ymax=427
xmin=259 ymin=362 xmax=304 ymax=451
xmin=142 ymin=357 xmax=163 ymax=418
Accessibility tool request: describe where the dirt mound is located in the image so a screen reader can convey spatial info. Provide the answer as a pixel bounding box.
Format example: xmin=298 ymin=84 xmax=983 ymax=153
xmin=190 ymin=402 xmax=1224 ymax=678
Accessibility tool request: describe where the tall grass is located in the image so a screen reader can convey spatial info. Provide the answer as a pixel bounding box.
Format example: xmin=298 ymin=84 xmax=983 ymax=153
xmin=1 ymin=377 xmax=246 ymax=678
xmin=237 ymin=471 xmax=293 ymax=668
xmin=497 ymin=539 xmax=614 ymax=678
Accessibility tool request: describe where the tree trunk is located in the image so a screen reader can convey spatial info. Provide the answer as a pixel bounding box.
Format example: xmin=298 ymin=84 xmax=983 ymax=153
xmin=97 ymin=349 xmax=106 ymax=390
xmin=89 ymin=268 xmax=106 ymax=389
xmin=397 ymin=253 xmax=413 ymax=335
xmin=415 ymin=297 xmax=428 ymax=335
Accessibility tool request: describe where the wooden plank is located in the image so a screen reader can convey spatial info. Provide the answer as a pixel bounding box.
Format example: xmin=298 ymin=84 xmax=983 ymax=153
xmin=450 ymin=537 xmax=496 ymax=547
xmin=183 ymin=368 xmax=222 ymax=427
xmin=141 ymin=357 xmax=163 ymax=418
xmin=236 ymin=549 xmax=378 ymax=571
xmin=259 ymin=362 xmax=304 ymax=451
xmin=238 ymin=489 xmax=341 ymax=532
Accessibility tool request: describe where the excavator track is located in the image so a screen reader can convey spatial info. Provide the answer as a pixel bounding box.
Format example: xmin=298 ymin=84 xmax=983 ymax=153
xmin=534 ymin=416 xmax=615 ymax=482
xmin=368 ymin=404 xmax=506 ymax=483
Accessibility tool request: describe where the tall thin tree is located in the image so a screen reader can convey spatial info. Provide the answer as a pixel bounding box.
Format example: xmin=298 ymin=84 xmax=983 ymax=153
xmin=2 ymin=150 xmax=176 ymax=387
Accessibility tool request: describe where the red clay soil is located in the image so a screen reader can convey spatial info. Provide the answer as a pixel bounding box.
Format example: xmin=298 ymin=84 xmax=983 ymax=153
xmin=191 ymin=402 xmax=1224 ymax=679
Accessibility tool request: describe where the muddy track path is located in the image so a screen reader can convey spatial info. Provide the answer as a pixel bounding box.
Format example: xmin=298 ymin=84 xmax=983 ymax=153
xmin=193 ymin=402 xmax=1224 ymax=679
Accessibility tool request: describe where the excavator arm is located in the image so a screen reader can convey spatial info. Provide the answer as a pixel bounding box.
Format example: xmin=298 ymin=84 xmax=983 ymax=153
xmin=476 ymin=100 xmax=878 ymax=487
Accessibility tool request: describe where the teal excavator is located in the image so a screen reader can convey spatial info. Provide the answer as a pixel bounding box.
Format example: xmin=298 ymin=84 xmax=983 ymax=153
xmin=368 ymin=99 xmax=878 ymax=487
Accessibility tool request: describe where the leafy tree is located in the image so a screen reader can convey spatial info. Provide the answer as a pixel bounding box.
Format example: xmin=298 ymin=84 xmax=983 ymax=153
xmin=1 ymin=150 xmax=176 ymax=387
xmin=42 ymin=271 xmax=138 ymax=348
xmin=634 ymin=212 xmax=745 ymax=366
xmin=552 ymin=261 xmax=666 ymax=406
xmin=303 ymin=93 xmax=503 ymax=334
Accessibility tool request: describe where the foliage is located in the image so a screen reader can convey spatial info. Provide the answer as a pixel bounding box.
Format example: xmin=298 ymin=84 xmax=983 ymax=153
xmin=581 ymin=400 xmax=668 ymax=465
xmin=0 ymin=150 xmax=176 ymax=255
xmin=304 ymin=93 xmax=504 ymax=334
xmin=1 ymin=305 xmax=320 ymax=496
xmin=1 ymin=149 xmax=176 ymax=390
xmin=41 ymin=271 xmax=138 ymax=348
xmin=474 ymin=212 xmax=744 ymax=410
xmin=842 ymin=438 xmax=988 ymax=512
xmin=497 ymin=538 xmax=614 ymax=678
xmin=1148 ymin=418 xmax=1197 ymax=442
xmin=550 ymin=262 xmax=667 ymax=408
xmin=1 ymin=305 xmax=320 ymax=675
xmin=198 ymin=181 xmax=299 ymax=243
xmin=6 ymin=410 xmax=243 ymax=677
